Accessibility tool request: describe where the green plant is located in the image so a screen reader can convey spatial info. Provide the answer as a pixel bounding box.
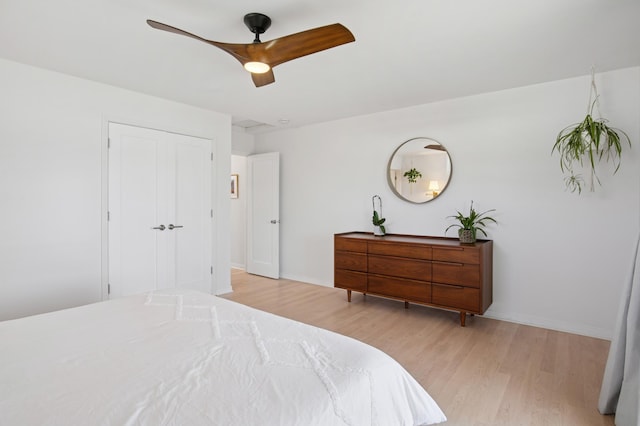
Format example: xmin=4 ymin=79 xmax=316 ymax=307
xmin=445 ymin=201 xmax=497 ymax=240
xmin=552 ymin=72 xmax=631 ymax=194
xmin=372 ymin=210 xmax=386 ymax=234
xmin=372 ymin=195 xmax=386 ymax=234
xmin=403 ymin=168 xmax=422 ymax=183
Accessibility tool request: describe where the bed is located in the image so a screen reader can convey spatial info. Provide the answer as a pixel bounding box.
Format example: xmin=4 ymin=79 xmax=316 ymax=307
xmin=0 ymin=289 xmax=446 ymax=425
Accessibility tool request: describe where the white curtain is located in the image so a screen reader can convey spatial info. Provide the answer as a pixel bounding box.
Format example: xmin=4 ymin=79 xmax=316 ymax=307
xmin=598 ymin=233 xmax=640 ymax=425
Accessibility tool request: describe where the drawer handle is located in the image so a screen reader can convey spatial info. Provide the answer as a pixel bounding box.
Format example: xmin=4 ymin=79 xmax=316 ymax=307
xmin=369 ymin=254 xmax=430 ymax=262
xmin=435 ymin=247 xmax=464 ymax=252
xmin=434 ymin=283 xmax=464 ymax=290
xmin=433 ymin=261 xmax=464 ymax=267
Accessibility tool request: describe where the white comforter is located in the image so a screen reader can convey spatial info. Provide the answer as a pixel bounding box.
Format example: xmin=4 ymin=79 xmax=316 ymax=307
xmin=0 ymin=289 xmax=446 ymax=425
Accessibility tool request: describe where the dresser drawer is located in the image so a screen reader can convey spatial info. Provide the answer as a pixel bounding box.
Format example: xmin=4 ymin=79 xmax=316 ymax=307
xmin=335 ymin=237 xmax=367 ymax=253
xmin=432 ymin=262 xmax=480 ymax=287
xmin=432 ymin=246 xmax=480 ymax=264
xmin=334 ymin=270 xmax=367 ymax=292
xmin=368 ymin=242 xmax=432 ymax=260
xmin=432 ymin=284 xmax=480 ymax=312
xmin=368 ymin=275 xmax=431 ymax=303
xmin=368 ymin=255 xmax=431 ymax=281
xmin=335 ymin=252 xmax=367 ymax=272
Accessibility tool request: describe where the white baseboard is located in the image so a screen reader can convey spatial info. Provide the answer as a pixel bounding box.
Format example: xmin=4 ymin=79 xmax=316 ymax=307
xmin=279 ymin=272 xmax=331 ymax=288
xmin=482 ymin=309 xmax=612 ymax=341
xmin=278 ymin=273 xmax=613 ymax=341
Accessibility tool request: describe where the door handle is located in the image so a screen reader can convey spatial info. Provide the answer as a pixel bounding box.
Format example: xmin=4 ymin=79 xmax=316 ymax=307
xmin=270 ymin=220 xmax=280 ymax=224
xmin=168 ymin=224 xmax=183 ymax=230
xmin=152 ymin=224 xmax=166 ymax=231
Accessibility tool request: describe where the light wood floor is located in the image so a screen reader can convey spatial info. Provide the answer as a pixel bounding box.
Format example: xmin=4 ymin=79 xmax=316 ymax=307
xmin=223 ymin=270 xmax=614 ymax=426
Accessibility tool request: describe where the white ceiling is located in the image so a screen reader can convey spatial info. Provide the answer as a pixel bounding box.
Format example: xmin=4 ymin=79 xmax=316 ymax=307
xmin=1 ymin=0 xmax=639 ymax=133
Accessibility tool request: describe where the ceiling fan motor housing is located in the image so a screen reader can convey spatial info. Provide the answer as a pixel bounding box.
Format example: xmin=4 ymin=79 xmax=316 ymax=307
xmin=244 ymin=13 xmax=271 ymax=36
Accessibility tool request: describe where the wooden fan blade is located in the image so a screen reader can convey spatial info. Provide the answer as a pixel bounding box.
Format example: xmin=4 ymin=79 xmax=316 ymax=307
xmin=251 ymin=69 xmax=275 ymax=87
xmin=146 ymin=20 xmax=210 ymax=44
xmin=147 ymin=20 xmax=252 ymax=64
xmin=256 ymin=23 xmax=355 ymax=68
xmin=424 ymin=144 xmax=446 ymax=151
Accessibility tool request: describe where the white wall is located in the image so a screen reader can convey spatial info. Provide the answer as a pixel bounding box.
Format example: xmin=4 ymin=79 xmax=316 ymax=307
xmin=231 ymin=128 xmax=256 ymax=156
xmin=254 ymin=67 xmax=640 ymax=339
xmin=0 ymin=58 xmax=232 ymax=321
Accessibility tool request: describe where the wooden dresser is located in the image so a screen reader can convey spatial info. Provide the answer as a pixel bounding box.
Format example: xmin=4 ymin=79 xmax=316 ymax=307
xmin=334 ymin=232 xmax=493 ymax=326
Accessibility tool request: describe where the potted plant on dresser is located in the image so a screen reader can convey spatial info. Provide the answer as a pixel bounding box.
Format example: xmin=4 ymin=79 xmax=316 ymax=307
xmin=445 ymin=201 xmax=497 ymax=243
xmin=371 ymin=195 xmax=386 ymax=236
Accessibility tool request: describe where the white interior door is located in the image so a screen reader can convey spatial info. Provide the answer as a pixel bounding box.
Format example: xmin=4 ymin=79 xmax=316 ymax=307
xmin=108 ymin=123 xmax=212 ymax=297
xmin=246 ymin=152 xmax=280 ymax=279
xmin=170 ymin=133 xmax=212 ymax=292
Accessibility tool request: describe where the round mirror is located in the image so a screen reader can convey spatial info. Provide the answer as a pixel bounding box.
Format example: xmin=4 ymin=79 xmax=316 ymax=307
xmin=387 ymin=137 xmax=452 ymax=204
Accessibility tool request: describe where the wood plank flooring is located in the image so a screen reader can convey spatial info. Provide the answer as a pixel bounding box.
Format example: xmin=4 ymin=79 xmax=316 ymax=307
xmin=223 ymin=270 xmax=614 ymax=426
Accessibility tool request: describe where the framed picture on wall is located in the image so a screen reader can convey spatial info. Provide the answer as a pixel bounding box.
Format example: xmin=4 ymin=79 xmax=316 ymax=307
xmin=231 ymin=174 xmax=239 ymax=199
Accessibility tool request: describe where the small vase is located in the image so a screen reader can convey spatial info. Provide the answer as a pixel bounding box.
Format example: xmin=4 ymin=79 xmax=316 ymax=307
xmin=458 ymin=229 xmax=475 ymax=244
xmin=373 ymin=226 xmax=385 ymax=237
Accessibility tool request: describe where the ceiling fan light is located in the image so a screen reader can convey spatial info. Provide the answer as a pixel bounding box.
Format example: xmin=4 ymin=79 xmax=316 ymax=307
xmin=244 ymin=62 xmax=271 ymax=74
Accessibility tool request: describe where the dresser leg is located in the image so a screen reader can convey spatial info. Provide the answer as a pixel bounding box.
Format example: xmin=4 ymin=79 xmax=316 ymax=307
xmin=404 ymin=301 xmax=409 ymax=309
xmin=347 ymin=290 xmax=352 ymax=302
xmin=460 ymin=311 xmax=466 ymax=327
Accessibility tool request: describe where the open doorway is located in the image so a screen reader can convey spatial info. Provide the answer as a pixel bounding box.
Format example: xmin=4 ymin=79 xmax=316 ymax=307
xmin=230 ymin=152 xmax=280 ymax=279
xmin=230 ymin=154 xmax=247 ymax=269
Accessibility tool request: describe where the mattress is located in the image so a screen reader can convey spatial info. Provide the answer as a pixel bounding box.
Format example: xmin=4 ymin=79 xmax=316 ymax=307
xmin=0 ymin=289 xmax=446 ymax=425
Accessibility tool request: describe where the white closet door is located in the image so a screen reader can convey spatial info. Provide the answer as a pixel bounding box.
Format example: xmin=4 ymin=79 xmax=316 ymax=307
xmin=170 ymin=134 xmax=212 ymax=292
xmin=108 ymin=123 xmax=212 ymax=297
xmin=246 ymin=152 xmax=280 ymax=279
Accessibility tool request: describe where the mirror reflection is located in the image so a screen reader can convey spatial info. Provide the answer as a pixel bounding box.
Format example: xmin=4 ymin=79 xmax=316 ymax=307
xmin=387 ymin=137 xmax=452 ymax=204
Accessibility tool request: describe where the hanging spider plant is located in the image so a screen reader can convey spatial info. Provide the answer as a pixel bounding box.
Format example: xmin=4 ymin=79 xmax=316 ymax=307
xmin=552 ymin=71 xmax=631 ymax=194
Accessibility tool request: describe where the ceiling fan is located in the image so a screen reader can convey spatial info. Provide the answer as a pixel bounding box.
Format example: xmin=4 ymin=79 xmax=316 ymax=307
xmin=147 ymin=13 xmax=355 ymax=87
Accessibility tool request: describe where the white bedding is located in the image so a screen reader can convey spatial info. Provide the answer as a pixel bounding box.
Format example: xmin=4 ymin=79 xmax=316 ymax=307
xmin=0 ymin=289 xmax=446 ymax=425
